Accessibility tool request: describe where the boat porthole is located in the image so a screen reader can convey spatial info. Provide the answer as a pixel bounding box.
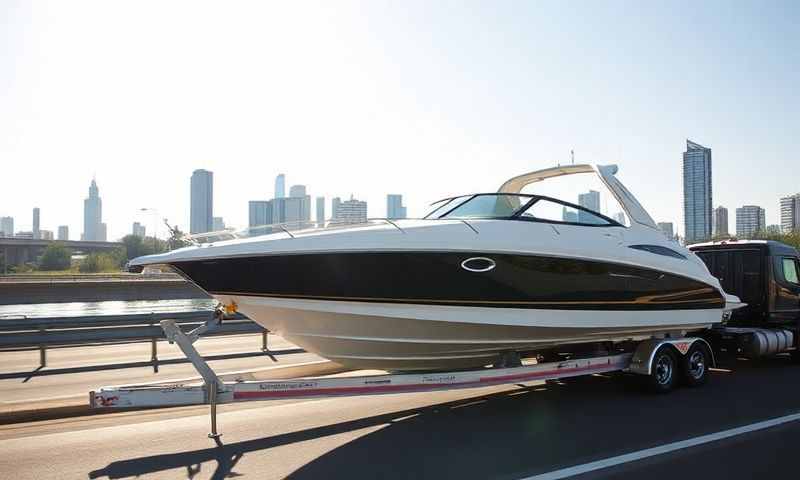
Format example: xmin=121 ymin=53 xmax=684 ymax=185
xmin=461 ymin=257 xmax=496 ymax=273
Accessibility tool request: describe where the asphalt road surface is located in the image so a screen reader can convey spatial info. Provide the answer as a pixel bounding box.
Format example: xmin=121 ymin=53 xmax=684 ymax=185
xmin=2 ymin=354 xmax=800 ymax=479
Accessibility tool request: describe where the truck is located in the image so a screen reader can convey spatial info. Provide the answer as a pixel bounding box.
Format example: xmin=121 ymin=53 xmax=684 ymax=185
xmin=689 ymin=239 xmax=800 ymax=361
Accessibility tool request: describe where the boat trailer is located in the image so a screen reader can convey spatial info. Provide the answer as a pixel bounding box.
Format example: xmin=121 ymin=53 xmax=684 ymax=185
xmin=90 ymin=314 xmax=714 ymax=440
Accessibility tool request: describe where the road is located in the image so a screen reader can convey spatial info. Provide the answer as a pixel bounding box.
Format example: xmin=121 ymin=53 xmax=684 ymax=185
xmin=2 ymin=354 xmax=800 ymax=479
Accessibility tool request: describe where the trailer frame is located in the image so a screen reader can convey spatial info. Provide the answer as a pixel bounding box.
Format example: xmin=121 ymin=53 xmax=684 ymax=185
xmin=90 ymin=316 xmax=715 ymax=440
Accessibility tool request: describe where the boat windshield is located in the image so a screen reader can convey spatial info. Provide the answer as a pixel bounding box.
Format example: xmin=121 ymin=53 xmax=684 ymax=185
xmin=425 ymin=193 xmax=617 ymax=226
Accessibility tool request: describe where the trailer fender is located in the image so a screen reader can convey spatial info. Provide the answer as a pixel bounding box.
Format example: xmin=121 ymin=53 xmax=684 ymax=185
xmin=628 ymin=338 xmax=715 ymax=376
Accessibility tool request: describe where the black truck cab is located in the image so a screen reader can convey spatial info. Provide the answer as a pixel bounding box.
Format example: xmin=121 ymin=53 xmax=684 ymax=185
xmin=689 ymin=240 xmax=800 ymax=327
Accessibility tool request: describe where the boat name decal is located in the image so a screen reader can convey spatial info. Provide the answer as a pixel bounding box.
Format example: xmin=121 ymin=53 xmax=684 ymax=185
xmin=422 ymin=375 xmax=457 ymax=384
xmin=258 ymin=382 xmax=318 ymax=391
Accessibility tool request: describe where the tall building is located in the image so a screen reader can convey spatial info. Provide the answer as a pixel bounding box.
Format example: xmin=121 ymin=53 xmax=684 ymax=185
xmin=387 ymin=194 xmax=407 ymax=219
xmin=331 ymin=197 xmax=342 ymax=220
xmin=132 ymin=222 xmax=146 ymax=238
xmin=0 ymin=217 xmax=13 ymax=237
xmin=682 ymin=140 xmax=713 ymax=243
xmin=766 ymin=224 xmax=782 ymax=235
xmin=57 ymin=225 xmax=69 ymax=241
xmin=333 ymin=197 xmax=368 ymax=224
xmin=657 ymin=222 xmax=674 ymax=239
xmin=712 ymin=206 xmax=729 ymax=237
xmin=40 ymin=230 xmax=53 ymax=240
xmin=32 ymin=208 xmax=40 ymax=239
xmin=578 ymin=190 xmax=600 ymax=224
xmin=83 ymin=178 xmax=106 ymax=241
xmin=213 ymin=217 xmax=225 ymax=231
xmin=289 ymin=185 xmax=306 ymax=197
xmin=248 ymin=200 xmax=273 ymax=227
xmin=780 ymin=193 xmax=800 ymax=233
xmin=275 ymin=174 xmax=286 ymax=199
xmin=736 ymin=205 xmax=766 ymax=238
xmin=190 ymin=169 xmax=214 ymax=234
xmin=612 ymin=212 xmax=626 ymax=225
xmin=316 ymin=197 xmax=325 ymax=227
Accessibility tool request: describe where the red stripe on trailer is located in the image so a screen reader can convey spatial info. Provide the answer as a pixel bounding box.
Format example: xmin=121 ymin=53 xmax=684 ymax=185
xmin=233 ymin=359 xmax=626 ymax=400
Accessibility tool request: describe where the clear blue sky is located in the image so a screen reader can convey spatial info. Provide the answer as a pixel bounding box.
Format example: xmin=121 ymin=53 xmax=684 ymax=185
xmin=1 ymin=0 xmax=797 ymax=239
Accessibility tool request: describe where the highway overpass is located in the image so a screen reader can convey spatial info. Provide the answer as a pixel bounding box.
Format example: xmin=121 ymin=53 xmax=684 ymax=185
xmin=0 ymin=238 xmax=124 ymax=267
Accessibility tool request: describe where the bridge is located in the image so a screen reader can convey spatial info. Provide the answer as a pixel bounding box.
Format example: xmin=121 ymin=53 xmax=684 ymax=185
xmin=0 ymin=238 xmax=124 ymax=267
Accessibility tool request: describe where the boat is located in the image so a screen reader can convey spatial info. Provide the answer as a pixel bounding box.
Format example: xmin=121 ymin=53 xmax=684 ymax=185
xmin=129 ymin=164 xmax=736 ymax=372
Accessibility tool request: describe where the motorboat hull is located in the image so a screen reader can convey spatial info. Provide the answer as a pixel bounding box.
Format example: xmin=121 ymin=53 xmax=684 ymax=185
xmin=217 ymin=294 xmax=720 ymax=371
xmin=164 ymin=250 xmax=725 ymax=371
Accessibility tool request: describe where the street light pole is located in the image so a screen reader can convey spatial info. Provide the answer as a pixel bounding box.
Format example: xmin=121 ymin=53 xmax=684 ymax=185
xmin=140 ymin=208 xmax=159 ymax=252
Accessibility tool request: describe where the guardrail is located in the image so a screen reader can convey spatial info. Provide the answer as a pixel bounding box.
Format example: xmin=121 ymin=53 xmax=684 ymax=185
xmin=0 ymin=310 xmax=269 ymax=372
xmin=0 ymin=273 xmax=182 ymax=283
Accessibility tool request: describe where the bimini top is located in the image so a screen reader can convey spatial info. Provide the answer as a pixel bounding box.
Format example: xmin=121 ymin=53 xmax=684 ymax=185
xmin=497 ymin=164 xmax=657 ymax=230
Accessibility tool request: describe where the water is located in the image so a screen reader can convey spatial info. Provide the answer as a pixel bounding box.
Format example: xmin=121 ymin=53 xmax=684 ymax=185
xmin=0 ymin=299 xmax=217 ymax=319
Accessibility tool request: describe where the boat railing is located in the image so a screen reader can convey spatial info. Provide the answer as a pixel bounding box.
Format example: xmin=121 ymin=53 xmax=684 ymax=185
xmin=185 ymin=218 xmax=410 ymax=244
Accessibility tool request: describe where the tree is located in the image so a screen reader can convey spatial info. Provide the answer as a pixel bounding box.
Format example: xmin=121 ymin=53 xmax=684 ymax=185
xmin=752 ymin=230 xmax=800 ymax=250
xmin=39 ymin=243 xmax=72 ymax=271
xmin=79 ymin=252 xmax=119 ymax=273
xmin=120 ymin=235 xmax=167 ymax=261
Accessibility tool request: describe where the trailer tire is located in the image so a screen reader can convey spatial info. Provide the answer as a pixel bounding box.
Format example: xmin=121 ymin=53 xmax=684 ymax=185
xmin=646 ymin=346 xmax=678 ymax=393
xmin=681 ymin=343 xmax=711 ymax=387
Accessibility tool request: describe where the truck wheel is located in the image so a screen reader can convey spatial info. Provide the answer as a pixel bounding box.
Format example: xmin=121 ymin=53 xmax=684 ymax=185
xmin=646 ymin=346 xmax=678 ymax=393
xmin=682 ymin=343 xmax=711 ymax=387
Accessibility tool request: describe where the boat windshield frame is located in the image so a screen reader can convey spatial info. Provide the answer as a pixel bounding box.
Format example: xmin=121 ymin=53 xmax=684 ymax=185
xmin=424 ymin=193 xmax=623 ymax=227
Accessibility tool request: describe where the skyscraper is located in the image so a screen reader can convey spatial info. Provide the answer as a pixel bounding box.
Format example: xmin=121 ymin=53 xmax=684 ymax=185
xmin=387 ymin=194 xmax=407 ymax=219
xmin=248 ymin=200 xmax=273 ymax=228
xmin=780 ymin=193 xmax=800 ymax=233
xmin=657 ymin=222 xmax=674 ymax=239
xmin=132 ymin=222 xmax=146 ymax=238
xmin=712 ymin=206 xmax=729 ymax=237
xmin=57 ymin=225 xmax=69 ymax=241
xmin=683 ymin=140 xmax=713 ymax=243
xmin=32 ymin=208 xmax=40 ymax=239
xmin=333 ymin=197 xmax=367 ymax=224
xmin=213 ymin=217 xmax=225 ymax=231
xmin=331 ymin=197 xmax=342 ymax=220
xmin=1 ymin=217 xmax=14 ymax=237
xmin=578 ymin=190 xmax=600 ymax=224
xmin=316 ymin=196 xmax=325 ymax=227
xmin=40 ymin=230 xmax=53 ymax=240
xmin=289 ymin=185 xmax=306 ymax=197
xmin=83 ymin=178 xmax=106 ymax=241
xmin=736 ymin=205 xmax=766 ymax=238
xmin=561 ymin=207 xmax=578 ymax=223
xmin=275 ymin=174 xmax=286 ymax=199
xmin=190 ymin=169 xmax=213 ymax=234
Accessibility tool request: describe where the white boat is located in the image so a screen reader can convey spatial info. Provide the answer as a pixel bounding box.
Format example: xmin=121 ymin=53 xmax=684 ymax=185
xmin=130 ymin=164 xmax=735 ymax=371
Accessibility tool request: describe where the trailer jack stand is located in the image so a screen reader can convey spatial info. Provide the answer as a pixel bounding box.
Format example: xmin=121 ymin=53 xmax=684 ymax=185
xmin=160 ymin=319 xmax=225 ymax=440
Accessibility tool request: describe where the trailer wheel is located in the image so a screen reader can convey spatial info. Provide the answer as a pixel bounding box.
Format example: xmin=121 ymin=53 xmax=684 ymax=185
xmin=646 ymin=346 xmax=678 ymax=393
xmin=681 ymin=343 xmax=711 ymax=387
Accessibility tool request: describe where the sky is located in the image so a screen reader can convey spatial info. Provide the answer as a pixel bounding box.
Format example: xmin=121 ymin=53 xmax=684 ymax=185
xmin=1 ymin=0 xmax=798 ymax=241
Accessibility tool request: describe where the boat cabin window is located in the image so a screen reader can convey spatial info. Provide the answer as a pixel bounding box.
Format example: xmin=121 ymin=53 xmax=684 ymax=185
xmin=518 ymin=198 xmax=611 ymax=225
xmin=425 ymin=194 xmax=618 ymax=226
xmin=436 ymin=194 xmax=530 ymax=219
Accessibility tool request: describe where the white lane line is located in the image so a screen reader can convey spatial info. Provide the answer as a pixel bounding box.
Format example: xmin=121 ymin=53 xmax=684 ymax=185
xmin=522 ymin=411 xmax=800 ymax=480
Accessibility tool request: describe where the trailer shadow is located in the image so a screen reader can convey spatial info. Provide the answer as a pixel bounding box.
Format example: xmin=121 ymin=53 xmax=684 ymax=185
xmin=88 ymin=357 xmax=800 ymax=480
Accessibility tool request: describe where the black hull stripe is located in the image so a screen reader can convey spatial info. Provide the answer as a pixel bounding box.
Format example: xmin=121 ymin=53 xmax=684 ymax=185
xmin=208 ymin=291 xmax=723 ymax=311
xmin=171 ymin=251 xmax=725 ymax=312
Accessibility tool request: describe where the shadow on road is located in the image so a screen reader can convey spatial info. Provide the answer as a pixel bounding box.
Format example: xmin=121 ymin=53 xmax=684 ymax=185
xmin=87 ymin=357 xmax=800 ymax=480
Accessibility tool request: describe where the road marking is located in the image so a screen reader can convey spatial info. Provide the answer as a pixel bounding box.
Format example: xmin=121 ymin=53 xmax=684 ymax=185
xmin=521 ymin=411 xmax=800 ymax=480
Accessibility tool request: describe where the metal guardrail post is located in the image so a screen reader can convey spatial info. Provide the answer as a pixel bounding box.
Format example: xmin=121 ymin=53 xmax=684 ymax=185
xmin=261 ymin=331 xmax=269 ymax=352
xmin=38 ymin=327 xmax=46 ymax=368
xmin=151 ymin=337 xmax=159 ymax=373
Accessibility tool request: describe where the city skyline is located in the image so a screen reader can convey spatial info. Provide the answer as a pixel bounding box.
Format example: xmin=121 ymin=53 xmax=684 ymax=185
xmin=2 ymin=2 xmax=796 ymax=242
